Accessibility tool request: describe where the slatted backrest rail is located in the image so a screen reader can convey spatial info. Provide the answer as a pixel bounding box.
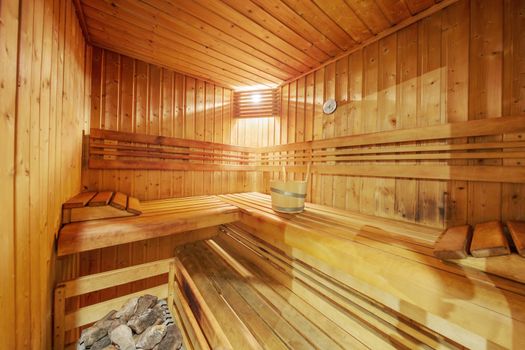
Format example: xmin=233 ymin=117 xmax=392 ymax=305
xmin=54 ymin=258 xmax=173 ymax=350
xmin=256 ymin=115 xmax=525 ymax=183
xmin=88 ymin=116 xmax=525 ymax=183
xmin=89 ymin=128 xmax=258 ymax=172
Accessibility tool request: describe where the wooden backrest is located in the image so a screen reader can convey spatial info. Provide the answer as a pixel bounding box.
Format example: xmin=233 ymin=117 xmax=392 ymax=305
xmin=258 ymin=115 xmax=525 ymax=183
xmin=88 ymin=128 xmax=257 ymax=172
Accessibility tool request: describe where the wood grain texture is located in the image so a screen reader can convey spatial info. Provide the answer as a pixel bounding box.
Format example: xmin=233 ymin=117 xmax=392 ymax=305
xmin=75 ymin=0 xmax=446 ymax=88
xmin=433 ymin=225 xmax=472 ymax=259
xmin=266 ymin=0 xmax=525 ymax=228
xmin=508 ymin=221 xmax=525 ymax=257
xmin=219 ymin=193 xmax=525 ymax=349
xmin=83 ymin=48 xmax=269 ymax=199
xmin=0 ymin=0 xmax=19 ymax=349
xmin=470 ymin=221 xmax=510 ymax=258
xmin=109 ymin=191 xmax=127 ymax=210
xmin=87 ymin=191 xmax=113 ymax=206
xmin=58 ymin=196 xmax=240 ymax=255
xmin=63 ymin=192 xmax=97 ymax=208
xmin=126 ymin=196 xmax=141 ymax=214
xmin=1 ymin=0 xmax=90 ymax=348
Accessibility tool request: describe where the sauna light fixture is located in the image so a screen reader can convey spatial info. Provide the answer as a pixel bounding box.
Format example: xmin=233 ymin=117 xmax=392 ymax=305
xmin=251 ymin=93 xmax=262 ymax=104
xmin=233 ymin=89 xmax=280 ymax=118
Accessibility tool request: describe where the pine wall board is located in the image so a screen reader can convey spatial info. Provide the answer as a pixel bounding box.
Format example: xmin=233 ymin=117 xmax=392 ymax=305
xmin=82 ymin=47 xmax=278 ymax=198
xmin=263 ymin=0 xmax=525 ymax=228
xmin=0 ymin=0 xmax=90 ymax=348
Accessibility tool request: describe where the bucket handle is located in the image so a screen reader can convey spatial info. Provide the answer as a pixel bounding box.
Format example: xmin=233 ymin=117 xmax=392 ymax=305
xmin=281 ymin=162 xmax=311 ymax=182
xmin=304 ymin=162 xmax=311 ymax=183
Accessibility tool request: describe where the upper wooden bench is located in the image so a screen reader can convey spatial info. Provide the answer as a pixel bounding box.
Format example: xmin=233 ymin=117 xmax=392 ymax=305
xmin=217 ymin=192 xmax=525 ymax=350
xmin=57 ymin=195 xmax=239 ymax=256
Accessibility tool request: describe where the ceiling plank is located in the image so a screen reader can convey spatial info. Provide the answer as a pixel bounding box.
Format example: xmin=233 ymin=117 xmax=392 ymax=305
xmin=282 ymin=0 xmax=459 ymax=85
xmin=85 ymin=17 xmax=258 ymax=86
xmin=83 ymin=3 xmax=280 ymax=86
xmin=374 ymin=0 xmax=412 ymax=24
xmin=142 ymin=0 xmax=301 ymax=77
xmin=251 ymin=0 xmax=341 ymax=57
xmin=221 ymin=0 xmax=330 ymax=62
xmin=162 ymin=0 xmax=311 ymax=72
xmin=281 ymin=0 xmax=357 ymax=51
xmin=79 ymin=0 xmax=458 ymax=89
xmin=313 ymin=0 xmax=373 ymax=43
xmin=404 ymin=0 xmax=437 ymax=14
xmin=344 ymin=0 xmax=392 ymax=34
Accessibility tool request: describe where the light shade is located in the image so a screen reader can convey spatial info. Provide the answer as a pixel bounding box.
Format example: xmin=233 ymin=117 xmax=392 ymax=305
xmin=233 ymin=89 xmax=280 ymax=118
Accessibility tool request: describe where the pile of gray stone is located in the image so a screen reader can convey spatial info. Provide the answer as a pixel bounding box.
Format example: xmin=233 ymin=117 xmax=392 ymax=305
xmin=77 ymin=295 xmax=184 ymax=350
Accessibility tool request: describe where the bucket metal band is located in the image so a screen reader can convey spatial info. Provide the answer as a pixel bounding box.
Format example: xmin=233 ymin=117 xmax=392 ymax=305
xmin=270 ymin=187 xmax=306 ymax=199
xmin=273 ymin=205 xmax=305 ymax=213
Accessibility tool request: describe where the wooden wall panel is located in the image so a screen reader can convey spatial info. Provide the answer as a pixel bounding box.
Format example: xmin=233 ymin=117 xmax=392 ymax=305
xmin=0 ymin=0 xmax=90 ymax=348
xmin=71 ymin=50 xmax=275 ymax=344
xmin=83 ymin=47 xmax=274 ymax=198
xmin=264 ymin=0 xmax=525 ymax=228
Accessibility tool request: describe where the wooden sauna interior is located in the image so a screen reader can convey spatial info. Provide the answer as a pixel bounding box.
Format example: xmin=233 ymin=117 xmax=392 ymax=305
xmin=2 ymin=0 xmax=525 ymax=349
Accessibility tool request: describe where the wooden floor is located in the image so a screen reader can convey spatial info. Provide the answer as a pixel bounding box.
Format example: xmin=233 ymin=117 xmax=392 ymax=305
xmin=58 ymin=195 xmax=239 ymax=256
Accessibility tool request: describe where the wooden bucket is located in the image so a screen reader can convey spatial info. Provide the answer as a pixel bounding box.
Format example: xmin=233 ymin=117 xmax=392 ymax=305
xmin=270 ymin=164 xmax=310 ymax=214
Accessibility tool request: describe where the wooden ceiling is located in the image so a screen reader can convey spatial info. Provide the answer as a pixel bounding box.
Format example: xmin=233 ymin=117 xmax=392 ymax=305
xmin=77 ymin=0 xmax=446 ymax=90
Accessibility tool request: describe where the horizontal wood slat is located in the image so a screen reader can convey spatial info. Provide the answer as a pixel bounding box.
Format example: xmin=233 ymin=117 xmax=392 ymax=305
xmin=219 ymin=193 xmax=525 ymax=349
xmin=89 ymin=127 xmax=257 ymax=172
xmin=89 ymin=116 xmax=525 ymax=183
xmin=91 ymin=128 xmax=253 ymax=152
xmin=233 ymin=89 xmax=280 ymax=118
xmin=256 ymin=115 xmax=525 ymax=184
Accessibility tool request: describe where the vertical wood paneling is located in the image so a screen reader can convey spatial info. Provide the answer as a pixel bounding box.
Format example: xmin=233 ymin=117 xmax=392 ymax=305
xmin=345 ymin=50 xmax=363 ymax=212
xmin=501 ymin=0 xmax=525 ymax=222
xmin=443 ymin=0 xmax=469 ymax=226
xmin=0 ymin=0 xmax=19 ymax=348
xmin=394 ymin=23 xmax=418 ymax=222
xmin=1 ymin=0 xmax=89 ymax=348
xmin=417 ymin=12 xmax=445 ymax=227
xmin=467 ymin=0 xmax=503 ymax=225
xmin=359 ymin=43 xmax=379 ymax=215
xmin=270 ymin=0 xmax=522 ymax=229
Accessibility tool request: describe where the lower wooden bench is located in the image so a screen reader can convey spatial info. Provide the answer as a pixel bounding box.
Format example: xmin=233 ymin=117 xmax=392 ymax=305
xmin=170 ymin=235 xmax=464 ymax=350
xmin=218 ymin=194 xmax=525 ymax=349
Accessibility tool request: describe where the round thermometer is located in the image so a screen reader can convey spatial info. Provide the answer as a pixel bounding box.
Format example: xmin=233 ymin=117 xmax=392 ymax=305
xmin=322 ymin=98 xmax=337 ymax=115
